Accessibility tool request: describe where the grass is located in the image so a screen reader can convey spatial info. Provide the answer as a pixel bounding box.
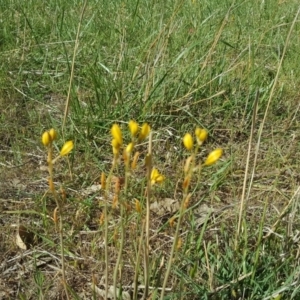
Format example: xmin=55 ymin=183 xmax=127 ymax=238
xmin=1 ymin=0 xmax=300 ymax=299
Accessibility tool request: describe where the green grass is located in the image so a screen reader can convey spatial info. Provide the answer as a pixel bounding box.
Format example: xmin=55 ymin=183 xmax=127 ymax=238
xmin=1 ymin=0 xmax=300 ymax=299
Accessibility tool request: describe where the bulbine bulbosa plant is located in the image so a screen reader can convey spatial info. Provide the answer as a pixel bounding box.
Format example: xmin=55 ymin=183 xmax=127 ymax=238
xmin=40 ymin=123 xmax=222 ymax=300
xmin=41 ymin=129 xmax=73 ymax=300
xmin=160 ymin=127 xmax=222 ymax=299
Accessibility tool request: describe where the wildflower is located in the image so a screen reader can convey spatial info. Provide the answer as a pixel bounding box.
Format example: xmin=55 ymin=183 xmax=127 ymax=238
xmin=204 ymin=148 xmax=223 ymax=166
xmin=195 ymin=128 xmax=208 ymax=145
xmin=183 ymin=133 xmax=193 ymax=150
xmin=111 ymin=124 xmax=123 ymax=146
xmin=124 ymin=143 xmax=134 ymax=162
xmin=129 ymin=120 xmax=139 ymax=137
xmin=139 ymin=123 xmax=151 ymax=141
xmin=49 ymin=128 xmax=57 ymax=142
xmin=126 ymin=142 xmax=134 ymax=154
xmin=150 ymin=168 xmax=165 ymax=185
xmin=42 ymin=131 xmax=51 ymax=146
xmin=60 ymin=141 xmax=74 ymax=156
xmin=112 ymin=138 xmax=121 ymax=155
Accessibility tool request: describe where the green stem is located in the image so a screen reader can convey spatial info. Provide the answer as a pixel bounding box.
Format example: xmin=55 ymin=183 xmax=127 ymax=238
xmin=160 ymin=152 xmax=195 ymax=299
xmin=114 ymin=153 xmax=130 ymax=300
xmin=144 ymin=132 xmax=153 ymax=299
xmin=47 ymin=144 xmax=69 ymax=300
xmin=104 ymin=162 xmax=116 ymax=299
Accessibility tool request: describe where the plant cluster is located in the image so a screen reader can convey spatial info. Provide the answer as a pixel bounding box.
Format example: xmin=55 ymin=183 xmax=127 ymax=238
xmin=40 ymin=122 xmax=222 ymax=300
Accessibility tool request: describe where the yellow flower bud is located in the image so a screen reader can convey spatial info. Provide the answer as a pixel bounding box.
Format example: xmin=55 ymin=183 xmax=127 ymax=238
xmin=195 ymin=128 xmax=208 ymax=145
xmin=49 ymin=128 xmax=57 ymax=142
xmin=204 ymin=148 xmax=223 ymax=166
xmin=111 ymin=124 xmax=123 ymax=146
xmin=112 ymin=138 xmax=121 ymax=155
xmin=60 ymin=141 xmax=74 ymax=156
xmin=112 ymin=146 xmax=119 ymax=155
xmin=183 ymin=133 xmax=193 ymax=150
xmin=128 ymin=120 xmax=139 ymax=137
xmin=139 ymin=123 xmax=150 ymax=141
xmin=150 ymin=168 xmax=165 ymax=185
xmin=126 ymin=142 xmax=134 ymax=154
xmin=112 ymin=138 xmax=121 ymax=149
xmin=42 ymin=131 xmax=51 ymax=146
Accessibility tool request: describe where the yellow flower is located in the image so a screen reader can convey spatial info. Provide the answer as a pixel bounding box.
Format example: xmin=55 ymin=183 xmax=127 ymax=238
xmin=183 ymin=133 xmax=193 ymax=150
xmin=204 ymin=148 xmax=223 ymax=166
xmin=129 ymin=120 xmax=139 ymax=137
xmin=112 ymin=139 xmax=121 ymax=155
xmin=125 ymin=142 xmax=134 ymax=154
xmin=60 ymin=141 xmax=74 ymax=156
xmin=42 ymin=131 xmax=51 ymax=146
xmin=151 ymin=168 xmax=165 ymax=185
xmin=112 ymin=146 xmax=119 ymax=156
xmin=111 ymin=124 xmax=123 ymax=146
xmin=195 ymin=128 xmax=208 ymax=145
xmin=49 ymin=128 xmax=57 ymax=142
xmin=139 ymin=123 xmax=150 ymax=141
